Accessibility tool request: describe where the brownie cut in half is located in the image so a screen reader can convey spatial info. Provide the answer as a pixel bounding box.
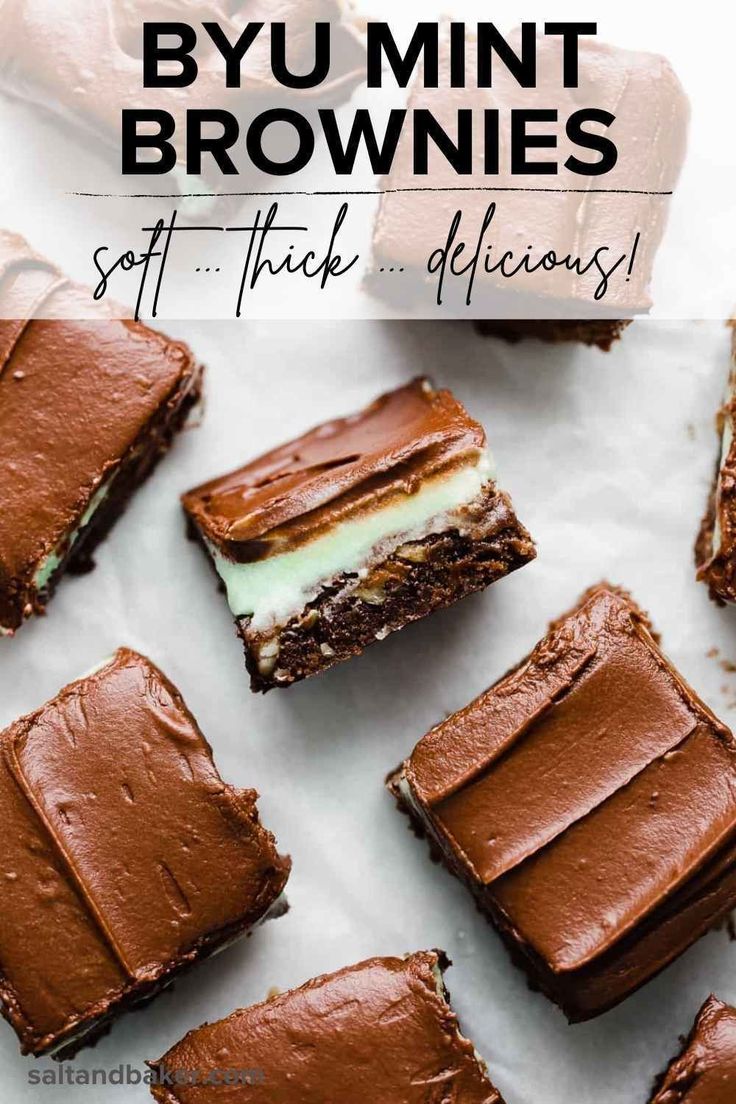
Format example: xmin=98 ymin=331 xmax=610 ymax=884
xmin=0 ymin=231 xmax=203 ymax=635
xmin=649 ymin=996 xmax=736 ymax=1103
xmin=389 ymin=583 xmax=736 ymax=1022
xmin=0 ymin=649 xmax=290 ymax=1058
xmin=696 ymin=322 xmax=736 ymax=603
xmin=182 ymin=378 xmax=535 ymax=692
xmin=149 ymin=951 xmax=505 ymax=1103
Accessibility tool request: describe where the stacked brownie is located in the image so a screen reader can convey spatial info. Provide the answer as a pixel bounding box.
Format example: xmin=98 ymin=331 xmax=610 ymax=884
xmin=182 ymin=377 xmax=535 ymax=691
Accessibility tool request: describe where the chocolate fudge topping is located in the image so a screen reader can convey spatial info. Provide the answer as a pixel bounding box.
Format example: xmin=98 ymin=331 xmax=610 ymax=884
xmin=696 ymin=323 xmax=736 ymax=604
xmin=0 ymin=231 xmax=202 ymax=633
xmin=0 ymin=650 xmax=290 ymax=1057
xmin=650 ymin=997 xmax=736 ymax=1103
xmin=390 ymin=584 xmax=736 ymax=1021
xmin=150 ymin=951 xmax=504 ymax=1103
xmin=371 ymin=32 xmax=688 ymax=333
xmin=183 ymin=378 xmax=486 ymax=561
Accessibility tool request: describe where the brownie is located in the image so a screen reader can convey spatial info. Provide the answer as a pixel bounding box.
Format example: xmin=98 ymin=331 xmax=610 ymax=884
xmin=475 ymin=319 xmax=631 ymax=352
xmin=0 ymin=231 xmax=203 ymax=635
xmin=389 ymin=583 xmax=736 ymax=1022
xmin=369 ymin=33 xmax=688 ymax=348
xmin=0 ymin=0 xmax=365 ymax=205
xmin=696 ymin=323 xmax=736 ymax=603
xmin=0 ymin=649 xmax=290 ymax=1058
xmin=650 ymin=997 xmax=736 ymax=1103
xmin=149 ymin=951 xmax=505 ymax=1103
xmin=182 ymin=378 xmax=535 ymax=692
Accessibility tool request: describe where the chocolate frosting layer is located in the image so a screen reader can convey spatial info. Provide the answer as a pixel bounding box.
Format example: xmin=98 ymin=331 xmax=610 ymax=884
xmin=0 ymin=650 xmax=290 ymax=1056
xmin=150 ymin=951 xmax=503 ymax=1104
xmin=397 ymin=584 xmax=736 ymax=1019
xmin=183 ymin=378 xmax=487 ymax=561
xmin=0 ymin=231 xmax=202 ymax=631
xmin=651 ymin=997 xmax=736 ymax=1103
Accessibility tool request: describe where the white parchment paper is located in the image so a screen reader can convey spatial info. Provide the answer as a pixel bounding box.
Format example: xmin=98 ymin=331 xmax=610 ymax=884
xmin=1 ymin=318 xmax=734 ymax=1104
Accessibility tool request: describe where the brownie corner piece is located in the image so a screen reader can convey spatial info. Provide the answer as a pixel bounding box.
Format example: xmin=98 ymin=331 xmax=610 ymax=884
xmin=0 ymin=649 xmax=289 ymax=1057
xmin=391 ymin=582 xmax=736 ymax=1022
xmin=0 ymin=231 xmax=203 ymax=636
xmin=182 ymin=377 xmax=535 ymax=693
xmin=649 ymin=996 xmax=736 ymax=1103
xmin=696 ymin=324 xmax=736 ymax=604
xmin=150 ymin=950 xmax=505 ymax=1103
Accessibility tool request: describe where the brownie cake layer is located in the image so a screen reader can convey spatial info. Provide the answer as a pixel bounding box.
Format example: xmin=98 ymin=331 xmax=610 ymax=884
xmin=239 ymin=487 xmax=534 ymax=690
xmin=389 ymin=583 xmax=736 ymax=1021
xmin=476 ymin=319 xmax=631 ymax=352
xmin=0 ymin=650 xmax=290 ymax=1058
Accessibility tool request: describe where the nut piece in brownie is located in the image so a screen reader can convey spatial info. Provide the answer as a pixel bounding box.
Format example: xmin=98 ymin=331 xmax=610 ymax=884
xmin=696 ymin=323 xmax=736 ymax=604
xmin=182 ymin=378 xmax=535 ymax=692
xmin=0 ymin=649 xmax=290 ymax=1058
xmin=0 ymin=231 xmax=203 ymax=635
xmin=149 ymin=951 xmax=505 ymax=1104
xmin=369 ymin=33 xmax=688 ymax=349
xmin=649 ymin=996 xmax=736 ymax=1103
xmin=389 ymin=583 xmax=736 ymax=1022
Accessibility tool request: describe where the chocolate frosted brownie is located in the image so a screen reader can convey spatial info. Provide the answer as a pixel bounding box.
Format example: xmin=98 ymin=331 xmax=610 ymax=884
xmin=149 ymin=951 xmax=505 ymax=1103
xmin=370 ymin=33 xmax=688 ymax=348
xmin=0 ymin=0 xmax=365 ymax=203
xmin=389 ymin=583 xmax=736 ymax=1021
xmin=0 ymin=231 xmax=203 ymax=635
xmin=696 ymin=323 xmax=736 ymax=603
xmin=182 ymin=378 xmax=535 ymax=692
xmin=650 ymin=997 xmax=736 ymax=1103
xmin=0 ymin=650 xmax=290 ymax=1058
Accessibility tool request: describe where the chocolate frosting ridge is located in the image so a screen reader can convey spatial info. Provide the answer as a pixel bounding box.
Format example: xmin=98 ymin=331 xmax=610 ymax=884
xmin=394 ymin=583 xmax=736 ymax=1019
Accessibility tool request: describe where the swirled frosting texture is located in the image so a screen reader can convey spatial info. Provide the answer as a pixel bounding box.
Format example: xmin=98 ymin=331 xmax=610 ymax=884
xmin=651 ymin=997 xmax=736 ymax=1103
xmin=0 ymin=649 xmax=290 ymax=1056
xmin=395 ymin=584 xmax=736 ymax=1020
xmin=150 ymin=951 xmax=504 ymax=1104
